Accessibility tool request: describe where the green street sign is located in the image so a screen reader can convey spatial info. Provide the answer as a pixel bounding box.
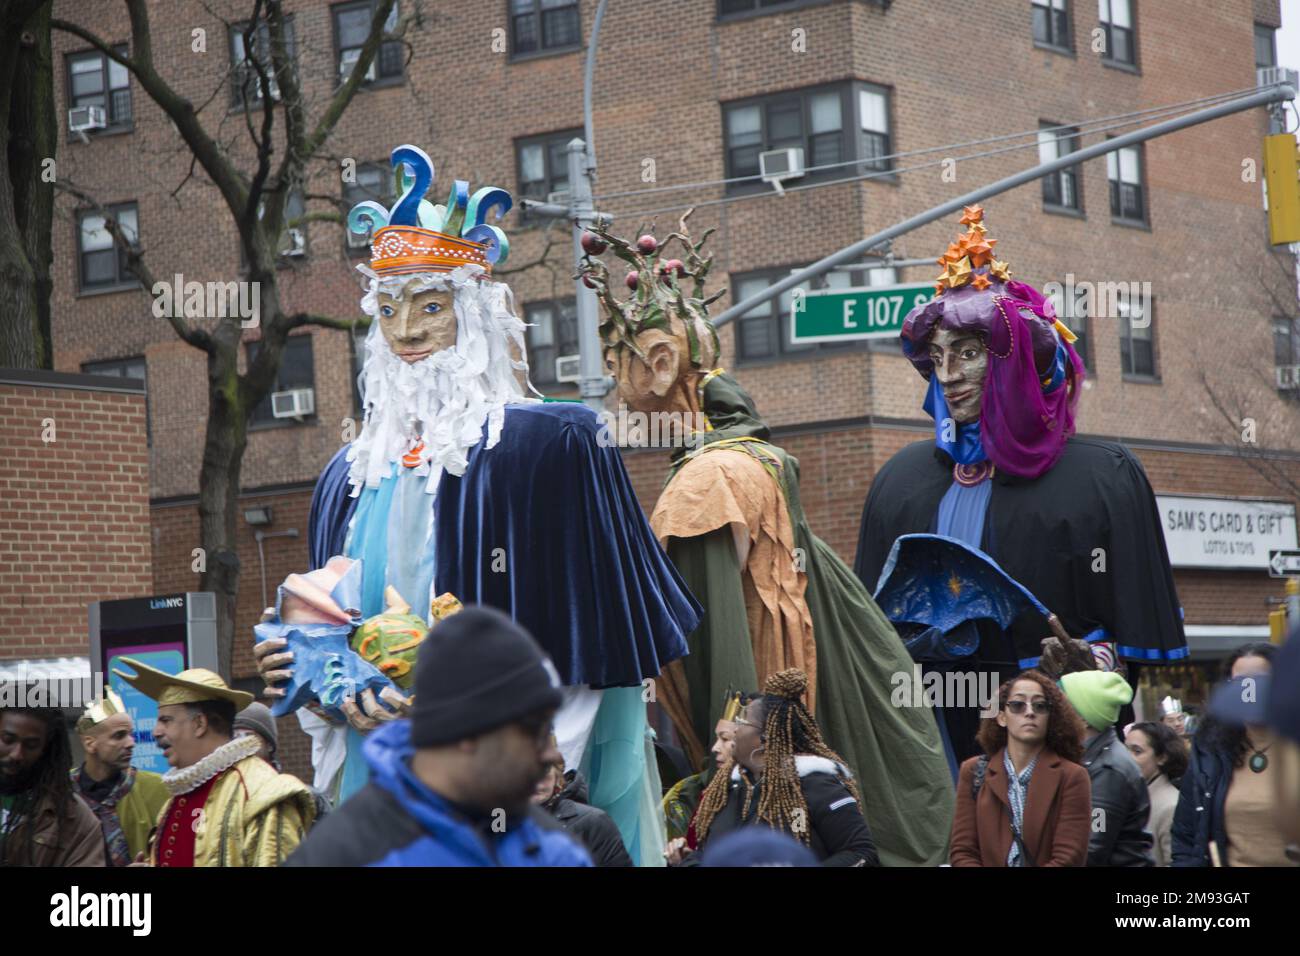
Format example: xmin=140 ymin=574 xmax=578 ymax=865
xmin=791 ymin=281 xmax=935 ymax=344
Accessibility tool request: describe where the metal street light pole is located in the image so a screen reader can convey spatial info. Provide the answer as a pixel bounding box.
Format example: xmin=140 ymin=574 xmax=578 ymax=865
xmin=712 ymin=81 xmax=1297 ymax=328
xmin=570 ymin=0 xmax=614 ymax=412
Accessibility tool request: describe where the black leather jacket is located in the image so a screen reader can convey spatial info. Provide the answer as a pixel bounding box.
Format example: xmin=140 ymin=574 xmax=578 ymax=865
xmin=1082 ymin=727 xmax=1155 ymax=866
xmin=545 ymin=771 xmax=633 ymax=867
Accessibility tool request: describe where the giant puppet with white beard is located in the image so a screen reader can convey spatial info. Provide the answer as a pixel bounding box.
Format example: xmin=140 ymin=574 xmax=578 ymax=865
xmin=254 ymin=146 xmax=699 ymax=864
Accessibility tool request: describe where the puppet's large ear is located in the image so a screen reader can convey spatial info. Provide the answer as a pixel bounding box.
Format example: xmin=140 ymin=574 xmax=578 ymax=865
xmin=645 ymin=337 xmax=682 ymax=398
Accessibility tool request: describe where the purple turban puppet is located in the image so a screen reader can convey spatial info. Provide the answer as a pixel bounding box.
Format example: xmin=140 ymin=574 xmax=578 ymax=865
xmin=899 ymin=205 xmax=1085 ymax=480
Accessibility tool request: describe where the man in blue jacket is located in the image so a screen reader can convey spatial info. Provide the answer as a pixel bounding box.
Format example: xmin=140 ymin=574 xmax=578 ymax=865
xmin=285 ymin=607 xmax=591 ymax=867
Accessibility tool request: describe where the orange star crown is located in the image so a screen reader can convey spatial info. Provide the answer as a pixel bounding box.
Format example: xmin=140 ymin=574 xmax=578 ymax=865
xmin=932 ymin=205 xmax=1012 ymax=296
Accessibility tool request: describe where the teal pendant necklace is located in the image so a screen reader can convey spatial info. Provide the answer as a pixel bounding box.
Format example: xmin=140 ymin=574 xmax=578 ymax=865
xmin=1249 ymin=744 xmax=1271 ymax=773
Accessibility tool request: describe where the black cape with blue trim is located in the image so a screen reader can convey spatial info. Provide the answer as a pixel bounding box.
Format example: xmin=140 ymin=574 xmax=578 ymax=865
xmin=309 ymin=401 xmax=700 ymax=688
xmin=854 ymin=436 xmax=1187 ymax=666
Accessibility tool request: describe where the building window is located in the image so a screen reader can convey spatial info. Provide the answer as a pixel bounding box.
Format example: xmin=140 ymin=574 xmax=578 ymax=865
xmin=1054 ymin=285 xmax=1090 ymax=371
xmin=516 ymin=128 xmax=581 ymax=220
xmin=1275 ymin=318 xmax=1300 ymax=394
xmin=82 ymin=356 xmax=149 ymax=443
xmin=857 ymin=86 xmax=891 ymax=173
xmin=511 ymin=0 xmax=581 ymax=57
xmin=243 ymin=190 xmax=307 ymax=266
xmin=525 ymin=298 xmax=578 ymax=387
xmin=1255 ymin=23 xmax=1277 ymax=69
xmin=1038 ymin=123 xmax=1083 ymax=212
xmin=1118 ymin=292 xmax=1155 ymax=378
xmin=229 ymin=17 xmax=296 ymax=108
xmin=67 ymin=46 xmax=132 ymax=133
xmin=1031 ymin=0 xmax=1071 ymax=51
xmin=77 ymin=202 xmax=138 ymax=291
xmin=343 ymin=163 xmax=392 ymax=255
xmin=1098 ymin=0 xmax=1135 ymax=66
xmin=1107 ymin=143 xmax=1146 ymax=223
xmin=723 ymin=82 xmax=889 ymax=189
xmin=332 ymin=1 xmax=403 ymax=86
xmin=247 ymin=335 xmax=315 ymax=426
xmin=718 ymin=0 xmax=828 ymax=18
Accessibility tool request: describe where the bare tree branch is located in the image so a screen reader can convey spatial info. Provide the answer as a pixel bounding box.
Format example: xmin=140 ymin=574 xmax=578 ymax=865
xmin=52 ymin=3 xmax=250 ymax=218
xmin=286 ymin=312 xmax=370 ymax=332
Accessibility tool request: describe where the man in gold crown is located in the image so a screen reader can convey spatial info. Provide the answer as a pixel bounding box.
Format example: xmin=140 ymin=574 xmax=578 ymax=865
xmin=581 ymin=212 xmax=953 ymax=867
xmin=113 ymin=659 xmax=314 ymax=866
xmin=72 ymin=690 xmax=168 ymax=866
xmin=255 ymin=145 xmax=699 ymax=865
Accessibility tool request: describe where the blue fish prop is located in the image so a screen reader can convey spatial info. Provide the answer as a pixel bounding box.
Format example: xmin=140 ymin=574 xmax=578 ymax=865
xmin=253 ymin=559 xmax=398 ymax=719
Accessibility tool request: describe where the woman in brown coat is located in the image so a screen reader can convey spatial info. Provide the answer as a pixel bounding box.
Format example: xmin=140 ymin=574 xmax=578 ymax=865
xmin=950 ymin=670 xmax=1092 ymax=867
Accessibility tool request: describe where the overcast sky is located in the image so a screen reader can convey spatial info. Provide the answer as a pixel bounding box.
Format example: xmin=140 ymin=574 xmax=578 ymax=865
xmin=1280 ymin=1 xmax=1300 ymax=72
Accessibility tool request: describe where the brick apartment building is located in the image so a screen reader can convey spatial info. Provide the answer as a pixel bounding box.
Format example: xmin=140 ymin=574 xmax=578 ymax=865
xmin=30 ymin=0 xmax=1300 ymax=775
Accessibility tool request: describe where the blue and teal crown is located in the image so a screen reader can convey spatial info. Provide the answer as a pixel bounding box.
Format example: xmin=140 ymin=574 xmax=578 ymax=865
xmin=348 ymin=145 xmax=512 ymax=276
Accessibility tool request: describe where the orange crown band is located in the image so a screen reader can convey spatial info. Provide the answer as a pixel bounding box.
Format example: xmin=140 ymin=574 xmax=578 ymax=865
xmin=370 ymin=225 xmax=492 ymax=277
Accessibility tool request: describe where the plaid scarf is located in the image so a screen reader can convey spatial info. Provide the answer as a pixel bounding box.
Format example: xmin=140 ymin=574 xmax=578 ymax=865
xmin=1003 ymin=749 xmax=1038 ymax=867
xmin=72 ymin=766 xmax=136 ymax=867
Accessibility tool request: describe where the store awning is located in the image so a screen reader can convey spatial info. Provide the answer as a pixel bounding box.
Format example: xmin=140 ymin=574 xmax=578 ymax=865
xmin=1182 ymin=625 xmax=1271 ymax=660
xmin=0 ymin=657 xmax=92 ymax=681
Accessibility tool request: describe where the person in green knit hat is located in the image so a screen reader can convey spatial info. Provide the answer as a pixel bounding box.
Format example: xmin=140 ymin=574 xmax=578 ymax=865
xmin=580 ymin=213 xmax=953 ymax=867
xmin=1060 ymin=670 xmax=1155 ymax=866
xmin=72 ymin=690 xmax=169 ymax=867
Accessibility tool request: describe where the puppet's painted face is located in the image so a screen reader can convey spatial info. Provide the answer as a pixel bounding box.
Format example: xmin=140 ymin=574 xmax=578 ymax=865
xmin=377 ymin=284 xmax=456 ymax=363
xmin=928 ymin=326 xmax=988 ymax=424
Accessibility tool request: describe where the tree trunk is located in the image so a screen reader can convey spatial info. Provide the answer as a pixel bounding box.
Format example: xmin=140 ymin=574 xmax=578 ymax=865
xmin=0 ymin=0 xmax=54 ymax=370
xmin=197 ymin=320 xmax=249 ymax=680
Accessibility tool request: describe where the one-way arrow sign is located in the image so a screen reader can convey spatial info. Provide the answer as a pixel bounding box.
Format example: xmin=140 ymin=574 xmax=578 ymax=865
xmin=1269 ymin=549 xmax=1300 ymax=577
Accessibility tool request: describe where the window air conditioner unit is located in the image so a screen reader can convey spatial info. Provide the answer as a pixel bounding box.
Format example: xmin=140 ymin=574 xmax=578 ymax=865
xmin=1258 ymin=67 xmax=1299 ymax=89
xmin=68 ymin=105 xmax=107 ymax=133
xmin=282 ymin=227 xmax=306 ymax=257
xmin=547 ymin=189 xmax=571 ymax=206
xmin=759 ymin=147 xmax=805 ymax=194
xmin=1276 ymin=364 xmax=1300 ymax=390
xmin=555 ymin=354 xmax=581 ymax=383
xmin=271 ymin=387 xmax=315 ymax=419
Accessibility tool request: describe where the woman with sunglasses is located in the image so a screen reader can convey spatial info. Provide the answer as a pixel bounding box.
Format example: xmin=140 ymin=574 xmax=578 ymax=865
xmin=950 ymin=670 xmax=1091 ymax=866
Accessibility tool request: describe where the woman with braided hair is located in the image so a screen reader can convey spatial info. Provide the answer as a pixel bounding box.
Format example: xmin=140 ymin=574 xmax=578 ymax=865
xmin=667 ymin=669 xmax=878 ymax=866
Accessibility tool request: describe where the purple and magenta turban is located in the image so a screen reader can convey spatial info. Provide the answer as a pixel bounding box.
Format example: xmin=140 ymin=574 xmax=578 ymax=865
xmin=899 ymin=214 xmax=1085 ymax=480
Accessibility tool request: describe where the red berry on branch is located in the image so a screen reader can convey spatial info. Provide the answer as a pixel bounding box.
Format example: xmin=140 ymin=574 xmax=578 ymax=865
xmin=664 ymin=259 xmax=685 ymax=277
xmin=581 ymin=231 xmax=607 ymax=255
xmin=636 ymin=235 xmax=658 ymax=254
xmin=625 ymin=271 xmax=639 ymax=290
xmin=582 ymin=273 xmax=598 ymax=289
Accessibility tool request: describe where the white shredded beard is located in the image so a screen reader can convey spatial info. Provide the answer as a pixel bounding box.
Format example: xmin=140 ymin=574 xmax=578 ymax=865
xmin=347 ymin=264 xmax=535 ymax=496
